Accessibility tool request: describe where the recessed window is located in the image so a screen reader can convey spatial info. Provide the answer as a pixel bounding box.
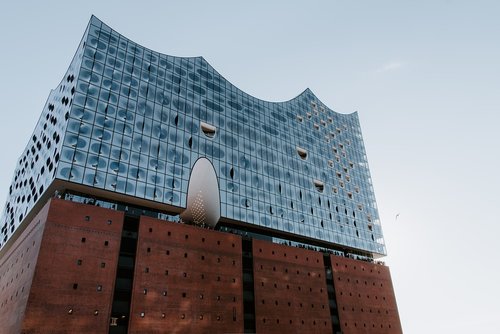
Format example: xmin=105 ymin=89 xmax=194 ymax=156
xmin=84 ymin=216 xmax=90 ymax=221
xmin=81 ymin=237 xmax=86 ymax=243
xmin=296 ymin=147 xmax=307 ymax=160
xmin=97 ymin=285 xmax=102 ymax=291
xmin=76 ymin=259 xmax=82 ymax=265
xmin=100 ymin=262 xmax=105 ymax=268
xmin=313 ymin=123 xmax=319 ymax=130
xmin=200 ymin=122 xmax=216 ymax=138
xmin=328 ymin=160 xmax=333 ymax=168
xmin=297 ymin=115 xmax=303 ymax=122
xmin=313 ymin=180 xmax=324 ymax=192
xmin=73 ymin=283 xmax=78 ymax=290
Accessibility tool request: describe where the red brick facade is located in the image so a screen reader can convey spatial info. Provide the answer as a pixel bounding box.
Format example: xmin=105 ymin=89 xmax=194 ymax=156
xmin=331 ymin=255 xmax=402 ymax=333
xmin=0 ymin=199 xmax=402 ymax=333
xmin=252 ymin=239 xmax=332 ymax=333
xmin=0 ymin=201 xmax=49 ymax=334
xmin=128 ymin=216 xmax=243 ymax=334
xmin=22 ymin=199 xmax=123 ymax=333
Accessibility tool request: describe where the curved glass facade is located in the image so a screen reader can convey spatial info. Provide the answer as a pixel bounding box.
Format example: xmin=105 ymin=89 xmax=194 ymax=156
xmin=1 ymin=16 xmax=385 ymax=255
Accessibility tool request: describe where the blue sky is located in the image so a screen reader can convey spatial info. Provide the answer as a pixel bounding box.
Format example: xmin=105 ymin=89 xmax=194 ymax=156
xmin=1 ymin=1 xmax=499 ymax=332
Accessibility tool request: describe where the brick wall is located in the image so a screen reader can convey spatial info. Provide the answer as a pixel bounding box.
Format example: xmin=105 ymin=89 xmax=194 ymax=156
xmin=21 ymin=199 xmax=124 ymax=333
xmin=331 ymin=255 xmax=402 ymax=333
xmin=128 ymin=216 xmax=244 ymax=334
xmin=252 ymin=239 xmax=332 ymax=334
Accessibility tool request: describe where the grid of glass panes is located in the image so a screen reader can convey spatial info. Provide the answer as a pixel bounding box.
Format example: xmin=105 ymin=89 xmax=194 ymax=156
xmin=55 ymin=17 xmax=385 ymax=255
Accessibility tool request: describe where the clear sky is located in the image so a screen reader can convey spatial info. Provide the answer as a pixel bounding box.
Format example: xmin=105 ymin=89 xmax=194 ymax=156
xmin=1 ymin=1 xmax=499 ymax=333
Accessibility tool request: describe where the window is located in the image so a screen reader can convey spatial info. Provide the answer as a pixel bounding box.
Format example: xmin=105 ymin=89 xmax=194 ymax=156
xmin=81 ymin=237 xmax=86 ymax=243
xmin=97 ymin=285 xmax=102 ymax=291
xmin=200 ymin=122 xmax=216 ymax=138
xmin=296 ymin=147 xmax=307 ymax=160
xmin=76 ymin=259 xmax=82 ymax=265
xmin=313 ymin=180 xmax=324 ymax=192
xmin=296 ymin=115 xmax=303 ymax=122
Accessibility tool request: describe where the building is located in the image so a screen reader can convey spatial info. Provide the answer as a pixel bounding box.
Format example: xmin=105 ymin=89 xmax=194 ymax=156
xmin=0 ymin=16 xmax=401 ymax=333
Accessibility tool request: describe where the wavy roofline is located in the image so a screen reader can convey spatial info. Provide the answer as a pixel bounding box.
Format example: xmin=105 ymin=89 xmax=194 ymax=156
xmin=90 ymin=15 xmax=356 ymax=116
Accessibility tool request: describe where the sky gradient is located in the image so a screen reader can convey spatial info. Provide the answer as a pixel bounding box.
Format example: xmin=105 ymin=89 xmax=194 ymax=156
xmin=1 ymin=1 xmax=499 ymax=332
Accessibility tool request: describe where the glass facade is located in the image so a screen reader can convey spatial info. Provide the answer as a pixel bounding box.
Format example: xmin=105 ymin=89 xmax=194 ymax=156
xmin=1 ymin=16 xmax=386 ymax=255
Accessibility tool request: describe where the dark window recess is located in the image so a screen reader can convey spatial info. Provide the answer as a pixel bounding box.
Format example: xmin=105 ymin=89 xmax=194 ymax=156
xmin=242 ymin=238 xmax=256 ymax=333
xmin=109 ymin=215 xmax=139 ymax=334
xmin=323 ymin=253 xmax=342 ymax=333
